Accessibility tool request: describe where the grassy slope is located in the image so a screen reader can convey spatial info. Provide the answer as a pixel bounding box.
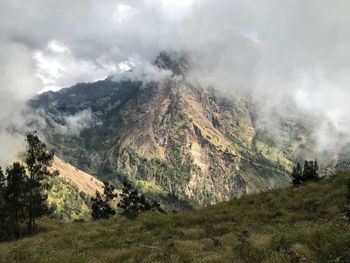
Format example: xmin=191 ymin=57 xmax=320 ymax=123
xmin=47 ymin=178 xmax=91 ymax=221
xmin=46 ymin=157 xmax=103 ymax=221
xmin=1 ymin=173 xmax=349 ymax=263
xmin=52 ymin=156 xmax=103 ymax=197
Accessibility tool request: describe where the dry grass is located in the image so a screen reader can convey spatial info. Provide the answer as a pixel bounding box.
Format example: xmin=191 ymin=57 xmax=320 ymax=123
xmin=51 ymin=156 xmax=103 ymax=196
xmin=1 ymin=172 xmax=350 ymax=262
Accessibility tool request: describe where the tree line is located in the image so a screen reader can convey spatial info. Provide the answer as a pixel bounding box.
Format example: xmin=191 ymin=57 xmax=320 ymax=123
xmin=1 ymin=134 xmax=334 ymax=242
xmin=291 ymin=160 xmax=319 ymax=185
xmin=90 ymin=180 xmax=165 ymax=220
xmin=0 ymin=132 xmax=165 ymax=241
xmin=0 ymin=132 xmax=59 ymax=241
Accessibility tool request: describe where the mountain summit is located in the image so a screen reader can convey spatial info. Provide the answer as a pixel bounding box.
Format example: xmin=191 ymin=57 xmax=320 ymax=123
xmin=154 ymin=51 xmax=191 ymax=76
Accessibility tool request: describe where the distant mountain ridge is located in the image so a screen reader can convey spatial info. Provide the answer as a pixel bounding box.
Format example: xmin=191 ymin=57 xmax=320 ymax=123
xmin=30 ymin=52 xmax=331 ymax=206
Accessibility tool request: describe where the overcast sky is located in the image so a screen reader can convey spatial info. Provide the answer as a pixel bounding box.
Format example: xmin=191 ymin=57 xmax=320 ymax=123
xmin=1 ymin=0 xmax=350 ymax=161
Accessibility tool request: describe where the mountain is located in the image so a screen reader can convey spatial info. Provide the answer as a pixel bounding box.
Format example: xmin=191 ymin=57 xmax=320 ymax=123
xmin=1 ymin=172 xmax=349 ymax=262
xmin=30 ymin=52 xmax=319 ymax=206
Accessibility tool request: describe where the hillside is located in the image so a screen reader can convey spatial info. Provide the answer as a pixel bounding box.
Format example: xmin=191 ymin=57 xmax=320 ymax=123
xmin=29 ymin=52 xmax=326 ymax=206
xmin=45 ymin=157 xmax=103 ymax=221
xmin=1 ymin=173 xmax=349 ymax=262
xmin=52 ymin=156 xmax=103 ymax=196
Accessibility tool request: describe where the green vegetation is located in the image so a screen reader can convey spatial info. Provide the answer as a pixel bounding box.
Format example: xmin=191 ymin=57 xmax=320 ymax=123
xmin=135 ymin=179 xmax=166 ymax=194
xmin=36 ymin=79 xmax=142 ymax=179
xmin=47 ymin=178 xmax=90 ymax=222
xmin=1 ymin=172 xmax=349 ymax=262
xmin=292 ymin=160 xmax=319 ymax=185
xmin=31 ymin=77 xmax=310 ymax=206
xmin=91 ymin=182 xmax=117 ymax=220
xmin=345 ymin=179 xmax=350 ymax=222
xmin=255 ymin=140 xmax=293 ymax=172
xmin=0 ymin=132 xmax=58 ymax=241
xmin=118 ymin=182 xmax=164 ymax=219
xmin=117 ymin=109 xmax=198 ymax=198
xmin=166 ymin=113 xmax=194 ymax=189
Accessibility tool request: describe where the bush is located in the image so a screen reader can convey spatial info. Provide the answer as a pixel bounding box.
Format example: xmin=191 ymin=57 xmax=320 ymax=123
xmin=118 ymin=182 xmax=165 ymax=219
xmin=91 ymin=181 xmax=117 ymax=220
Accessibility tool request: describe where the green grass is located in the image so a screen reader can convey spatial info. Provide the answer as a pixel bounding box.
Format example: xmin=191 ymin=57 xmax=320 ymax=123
xmin=255 ymin=140 xmax=293 ymax=172
xmin=1 ymin=173 xmax=350 ymax=262
xmin=135 ymin=179 xmax=167 ymax=195
xmin=47 ymin=178 xmax=90 ymax=222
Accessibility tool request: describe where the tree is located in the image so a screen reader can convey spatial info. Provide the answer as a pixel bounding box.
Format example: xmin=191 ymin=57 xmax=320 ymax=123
xmin=0 ymin=167 xmax=7 ymax=238
xmin=0 ymin=167 xmax=5 ymax=190
xmin=345 ymin=180 xmax=350 ymax=222
xmin=292 ymin=160 xmax=319 ymax=186
xmin=24 ymin=132 xmax=59 ymax=234
xmin=4 ymin=163 xmax=27 ymax=227
xmin=0 ymin=167 xmax=5 ymax=211
xmin=303 ymin=160 xmax=319 ymax=181
xmin=291 ymin=162 xmax=303 ymax=185
xmin=0 ymin=163 xmax=28 ymax=240
xmin=312 ymin=160 xmax=319 ymax=180
xmin=118 ymin=182 xmax=164 ymax=219
xmin=91 ymin=181 xmax=117 ymax=220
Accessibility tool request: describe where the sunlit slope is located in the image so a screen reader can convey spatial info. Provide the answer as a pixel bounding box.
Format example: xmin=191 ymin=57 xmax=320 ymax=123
xmin=45 ymin=157 xmax=103 ymax=221
xmin=1 ymin=173 xmax=349 ymax=262
xmin=52 ymin=156 xmax=103 ymax=196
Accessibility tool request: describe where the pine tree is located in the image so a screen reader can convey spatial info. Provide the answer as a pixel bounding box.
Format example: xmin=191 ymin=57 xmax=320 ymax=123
xmin=118 ymin=182 xmax=164 ymax=219
xmin=91 ymin=181 xmax=117 ymax=220
xmin=292 ymin=162 xmax=303 ymax=185
xmin=24 ymin=132 xmax=59 ymax=234
xmin=292 ymin=160 xmax=319 ymax=185
xmin=0 ymin=167 xmax=5 ymax=209
xmin=0 ymin=167 xmax=7 ymax=232
xmin=303 ymin=160 xmax=319 ymax=181
xmin=345 ymin=180 xmax=350 ymax=222
xmin=296 ymin=162 xmax=303 ymax=179
xmin=0 ymin=167 xmax=5 ymax=189
xmin=4 ymin=162 xmax=27 ymax=238
xmin=312 ymin=160 xmax=319 ymax=180
xmin=302 ymin=160 xmax=310 ymax=181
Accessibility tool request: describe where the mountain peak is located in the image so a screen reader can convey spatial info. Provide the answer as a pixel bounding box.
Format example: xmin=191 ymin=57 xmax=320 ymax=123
xmin=154 ymin=51 xmax=190 ymax=76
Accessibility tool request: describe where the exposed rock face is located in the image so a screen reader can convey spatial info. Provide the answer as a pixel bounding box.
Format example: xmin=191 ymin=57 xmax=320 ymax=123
xmin=30 ymin=53 xmax=318 ymax=206
xmin=111 ymin=79 xmax=298 ymax=205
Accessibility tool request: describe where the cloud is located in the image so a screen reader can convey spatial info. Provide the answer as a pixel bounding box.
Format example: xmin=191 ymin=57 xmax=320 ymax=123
xmin=1 ymin=0 xmax=350 ymax=161
xmin=34 ymin=40 xmax=117 ymax=92
xmin=0 ymin=40 xmax=42 ymax=165
xmin=36 ymin=108 xmax=101 ymax=136
xmin=111 ymin=57 xmax=173 ymax=84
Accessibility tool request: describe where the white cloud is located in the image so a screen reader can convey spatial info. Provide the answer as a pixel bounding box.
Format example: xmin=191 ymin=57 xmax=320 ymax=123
xmin=111 ymin=57 xmax=172 ymax=84
xmin=0 ymin=40 xmax=42 ymax=165
xmin=113 ymin=4 xmax=138 ymax=23
xmin=34 ymin=40 xmax=117 ymax=92
xmin=161 ymin=0 xmax=193 ymax=7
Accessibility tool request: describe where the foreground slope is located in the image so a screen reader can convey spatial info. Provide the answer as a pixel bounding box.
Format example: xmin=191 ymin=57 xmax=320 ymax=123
xmin=1 ymin=173 xmax=349 ymax=262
